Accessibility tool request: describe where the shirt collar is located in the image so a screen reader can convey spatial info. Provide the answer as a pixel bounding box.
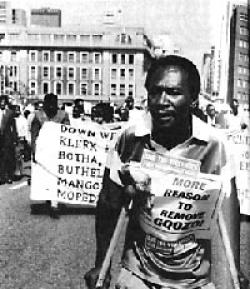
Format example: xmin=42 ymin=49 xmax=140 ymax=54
xmin=134 ymin=112 xmax=210 ymax=142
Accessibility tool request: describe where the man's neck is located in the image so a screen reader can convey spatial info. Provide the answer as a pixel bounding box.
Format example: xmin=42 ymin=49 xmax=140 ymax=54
xmin=151 ymin=123 xmax=191 ymax=150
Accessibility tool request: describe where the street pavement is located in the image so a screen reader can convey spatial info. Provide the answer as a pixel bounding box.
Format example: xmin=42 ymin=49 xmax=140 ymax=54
xmin=0 ymin=162 xmax=249 ymax=289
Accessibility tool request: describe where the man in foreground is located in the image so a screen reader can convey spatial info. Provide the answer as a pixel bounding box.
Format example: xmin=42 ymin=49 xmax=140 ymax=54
xmin=85 ymin=55 xmax=243 ymax=289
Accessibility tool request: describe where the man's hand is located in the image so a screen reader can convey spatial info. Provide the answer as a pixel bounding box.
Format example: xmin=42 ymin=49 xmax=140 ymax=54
xmin=84 ymin=267 xmax=111 ymax=289
xmin=120 ymin=163 xmax=153 ymax=209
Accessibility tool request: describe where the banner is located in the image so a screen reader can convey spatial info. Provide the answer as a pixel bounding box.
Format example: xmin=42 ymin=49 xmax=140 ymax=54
xmin=226 ymin=127 xmax=250 ymax=215
xmin=132 ymin=149 xmax=223 ymax=242
xmin=30 ymin=121 xmax=121 ymax=207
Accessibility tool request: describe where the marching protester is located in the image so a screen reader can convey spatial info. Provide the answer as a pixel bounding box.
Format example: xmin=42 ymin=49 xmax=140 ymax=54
xmin=0 ymin=95 xmax=17 ymax=185
xmin=84 ymin=55 xmax=247 ymax=289
xmin=13 ymin=104 xmax=29 ymax=179
xmin=31 ymin=93 xmax=70 ymax=219
xmin=224 ymin=98 xmax=248 ymax=130
xmin=204 ymin=103 xmax=218 ymax=127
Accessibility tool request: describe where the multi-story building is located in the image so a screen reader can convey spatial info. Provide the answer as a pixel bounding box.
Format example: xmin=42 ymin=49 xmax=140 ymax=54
xmin=228 ymin=4 xmax=249 ymax=109
xmin=31 ymin=8 xmax=61 ymax=27
xmin=12 ymin=9 xmax=27 ymax=26
xmin=0 ymin=25 xmax=153 ymax=105
xmin=201 ymin=46 xmax=221 ymax=101
xmin=0 ymin=1 xmax=11 ymax=25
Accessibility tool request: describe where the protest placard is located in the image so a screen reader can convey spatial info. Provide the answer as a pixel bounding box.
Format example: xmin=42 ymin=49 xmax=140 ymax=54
xmin=30 ymin=121 xmax=121 ymax=207
xmin=226 ymin=127 xmax=250 ymax=215
xmin=131 ymin=149 xmax=223 ymax=243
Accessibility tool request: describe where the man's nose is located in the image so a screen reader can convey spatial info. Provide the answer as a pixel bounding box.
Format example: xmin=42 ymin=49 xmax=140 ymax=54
xmin=158 ymin=90 xmax=171 ymax=105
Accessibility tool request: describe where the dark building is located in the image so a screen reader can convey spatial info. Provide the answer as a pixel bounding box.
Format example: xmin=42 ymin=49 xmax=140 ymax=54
xmin=228 ymin=4 xmax=249 ymax=109
xmin=31 ymin=7 xmax=61 ymax=27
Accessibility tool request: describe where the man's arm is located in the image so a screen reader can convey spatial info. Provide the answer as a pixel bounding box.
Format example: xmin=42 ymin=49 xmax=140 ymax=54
xmin=30 ymin=114 xmax=41 ymax=159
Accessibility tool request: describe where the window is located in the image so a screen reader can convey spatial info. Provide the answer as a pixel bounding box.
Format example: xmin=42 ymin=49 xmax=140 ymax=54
xmin=94 ymin=53 xmax=101 ymax=64
xmin=29 ymin=81 xmax=37 ymax=95
xmin=240 ymin=27 xmax=249 ymax=36
xmin=43 ymin=51 xmax=50 ymax=62
xmin=120 ymin=68 xmax=125 ymax=80
xmin=94 ymin=83 xmax=101 ymax=96
xmin=0 ymin=52 xmax=2 ymax=61
xmin=240 ymin=12 xmax=248 ymax=22
xmin=68 ymin=82 xmax=75 ymax=95
xmin=111 ymin=68 xmax=117 ymax=79
xmin=80 ymin=83 xmax=88 ymax=95
xmin=68 ymin=52 xmax=75 ymax=63
xmin=237 ymin=79 xmax=248 ymax=88
xmin=128 ymin=54 xmax=134 ymax=65
xmin=66 ymin=35 xmax=77 ymax=41
xmin=111 ymin=54 xmax=117 ymax=64
xmin=68 ymin=67 xmax=75 ymax=79
xmin=9 ymin=66 xmax=17 ymax=77
xmin=55 ymin=67 xmax=62 ymax=79
xmin=111 ymin=84 xmax=117 ymax=96
xmin=128 ymin=84 xmax=134 ymax=97
xmin=30 ymin=51 xmax=37 ymax=62
xmin=239 ymin=53 xmax=249 ymax=62
xmin=41 ymin=34 xmax=50 ymax=41
xmin=28 ymin=34 xmax=39 ymax=41
xmin=239 ymin=40 xmax=249 ymax=49
xmin=42 ymin=82 xmax=50 ymax=94
xmin=94 ymin=68 xmax=101 ymax=80
xmin=128 ymin=69 xmax=134 ymax=80
xmin=92 ymin=35 xmax=103 ymax=42
xmin=80 ymin=35 xmax=90 ymax=42
xmin=81 ymin=68 xmax=88 ymax=79
xmin=120 ymin=84 xmax=125 ymax=96
xmin=30 ymin=66 xmax=37 ymax=79
xmin=121 ymin=54 xmax=126 ymax=64
xmin=54 ymin=34 xmax=64 ymax=42
xmin=43 ymin=66 xmax=50 ymax=78
xmin=116 ymin=33 xmax=132 ymax=44
xmin=81 ymin=52 xmax=89 ymax=63
xmin=55 ymin=82 xmax=62 ymax=95
xmin=10 ymin=51 xmax=16 ymax=62
xmin=55 ymin=52 xmax=63 ymax=62
xmin=238 ymin=66 xmax=249 ymax=75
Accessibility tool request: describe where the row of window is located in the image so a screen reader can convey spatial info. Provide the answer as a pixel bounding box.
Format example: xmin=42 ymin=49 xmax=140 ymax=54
xmin=28 ymin=51 xmax=135 ymax=65
xmin=28 ymin=66 xmax=135 ymax=82
xmin=239 ymin=40 xmax=249 ymax=49
xmin=28 ymin=81 xmax=135 ymax=97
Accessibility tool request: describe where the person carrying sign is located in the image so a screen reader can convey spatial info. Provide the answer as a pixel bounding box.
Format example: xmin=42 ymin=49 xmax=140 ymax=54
xmin=85 ymin=55 xmax=247 ymax=289
xmin=31 ymin=93 xmax=70 ymax=219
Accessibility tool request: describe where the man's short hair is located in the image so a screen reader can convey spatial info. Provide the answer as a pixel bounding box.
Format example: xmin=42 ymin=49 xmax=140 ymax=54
xmin=145 ymin=55 xmax=201 ymax=101
xmin=0 ymin=94 xmax=9 ymax=103
xmin=43 ymin=93 xmax=58 ymax=107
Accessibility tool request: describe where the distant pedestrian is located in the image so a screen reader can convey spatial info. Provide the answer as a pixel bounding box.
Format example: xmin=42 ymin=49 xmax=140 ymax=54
xmin=225 ymin=99 xmax=247 ymax=130
xmin=0 ymin=95 xmax=17 ymax=185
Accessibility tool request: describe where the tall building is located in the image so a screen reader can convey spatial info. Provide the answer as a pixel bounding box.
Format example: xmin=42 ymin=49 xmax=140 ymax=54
xmin=0 ymin=1 xmax=11 ymax=25
xmin=228 ymin=4 xmax=249 ymax=109
xmin=12 ymin=9 xmax=27 ymax=26
xmin=0 ymin=25 xmax=153 ymax=105
xmin=31 ymin=8 xmax=61 ymax=27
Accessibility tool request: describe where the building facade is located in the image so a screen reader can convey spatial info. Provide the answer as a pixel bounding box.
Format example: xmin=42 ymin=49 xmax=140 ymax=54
xmin=0 ymin=25 xmax=152 ymax=105
xmin=228 ymin=4 xmax=249 ymax=109
xmin=31 ymin=8 xmax=61 ymax=27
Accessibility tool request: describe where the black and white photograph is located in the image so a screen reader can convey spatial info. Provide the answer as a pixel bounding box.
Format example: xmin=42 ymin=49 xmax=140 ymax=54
xmin=0 ymin=0 xmax=249 ymax=288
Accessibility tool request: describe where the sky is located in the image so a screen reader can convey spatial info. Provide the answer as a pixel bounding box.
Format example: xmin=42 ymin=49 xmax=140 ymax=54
xmin=7 ymin=0 xmax=249 ymax=70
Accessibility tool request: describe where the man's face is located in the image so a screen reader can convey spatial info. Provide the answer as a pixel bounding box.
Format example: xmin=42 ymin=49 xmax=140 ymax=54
xmin=0 ymin=99 xmax=6 ymax=110
xmin=207 ymin=105 xmax=216 ymax=118
xmin=147 ymin=65 xmax=192 ymax=130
